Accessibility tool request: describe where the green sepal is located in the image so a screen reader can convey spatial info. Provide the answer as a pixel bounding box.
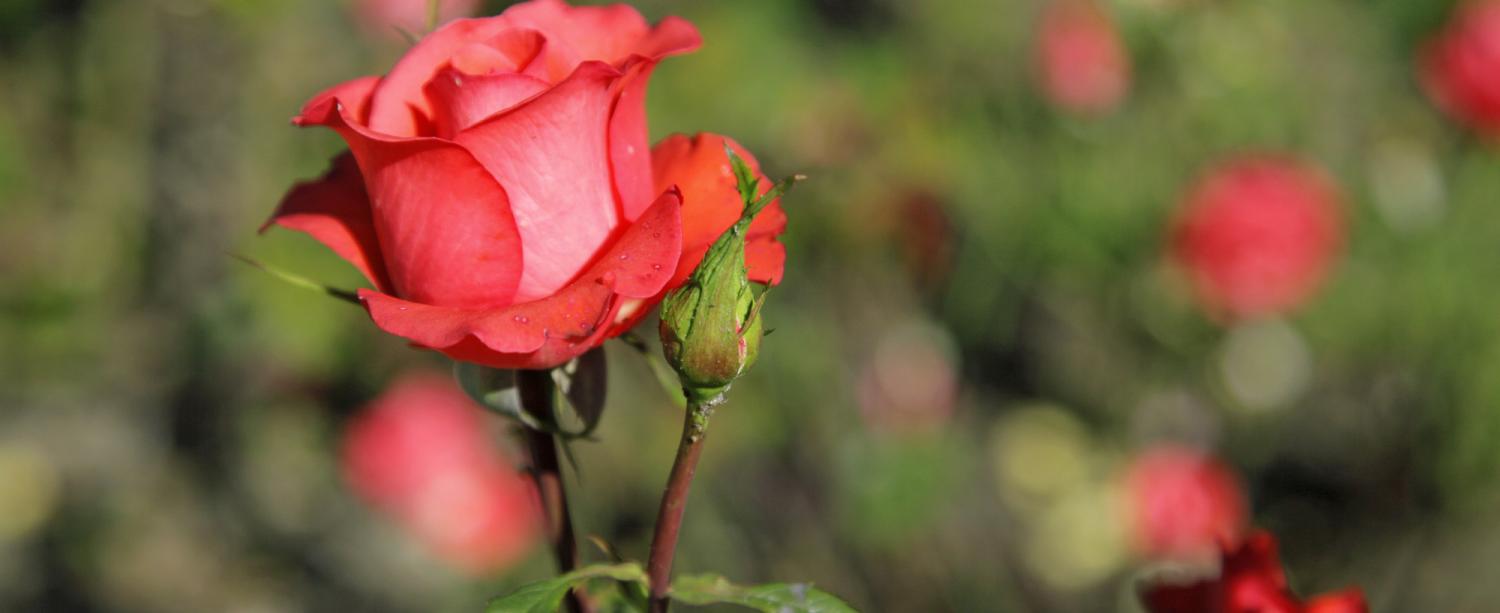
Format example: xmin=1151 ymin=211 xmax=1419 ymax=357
xmin=232 ymin=253 xmax=360 ymax=305
xmin=658 ymin=149 xmax=796 ymax=405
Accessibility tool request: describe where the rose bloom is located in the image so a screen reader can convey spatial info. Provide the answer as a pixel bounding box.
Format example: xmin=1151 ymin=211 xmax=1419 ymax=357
xmin=342 ymin=373 xmax=541 ymax=573
xmin=355 ymin=0 xmax=479 ymax=40
xmin=1141 ymin=530 xmax=1369 ymax=613
xmin=1034 ymin=0 xmax=1131 ymax=115
xmin=1171 ymin=156 xmax=1343 ymax=319
xmin=1420 ymin=1 xmax=1500 ymax=138
xmin=1124 ymin=446 xmax=1248 ymax=561
xmin=264 ymin=1 xmax=788 ymax=369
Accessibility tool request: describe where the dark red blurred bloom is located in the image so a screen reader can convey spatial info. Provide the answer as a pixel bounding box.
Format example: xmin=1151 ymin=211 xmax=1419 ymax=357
xmin=1171 ymin=157 xmax=1343 ymax=319
xmin=1125 ymin=446 xmax=1248 ymax=560
xmin=1141 ymin=531 xmax=1369 ymax=613
xmin=343 ymin=372 xmax=541 ymax=574
xmin=1034 ymin=0 xmax=1131 ymax=114
xmin=1420 ymin=1 xmax=1500 ymax=138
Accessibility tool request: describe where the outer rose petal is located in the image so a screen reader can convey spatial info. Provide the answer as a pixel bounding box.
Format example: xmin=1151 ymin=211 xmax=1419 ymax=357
xmin=297 ymin=94 xmax=525 ymax=309
xmin=454 ymin=61 xmax=624 ymax=302
xmin=651 ymin=133 xmax=788 ymax=288
xmin=360 ymin=189 xmax=683 ymax=370
xmin=299 ymin=75 xmax=380 ymax=126
xmin=263 ymin=152 xmax=392 ymax=292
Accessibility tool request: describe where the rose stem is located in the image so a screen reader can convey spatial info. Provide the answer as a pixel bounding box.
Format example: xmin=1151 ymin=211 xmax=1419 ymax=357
xmin=517 ymin=369 xmax=589 ymax=613
xmin=646 ymin=400 xmax=715 ymax=613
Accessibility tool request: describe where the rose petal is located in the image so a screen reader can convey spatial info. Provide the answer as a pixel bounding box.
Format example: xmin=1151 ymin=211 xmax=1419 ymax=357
xmin=424 ymin=67 xmax=550 ymax=139
xmin=368 ymin=18 xmax=519 ymax=136
xmin=262 ymin=152 xmax=392 ymax=292
xmin=652 ymin=133 xmax=788 ymax=287
xmin=608 ymin=59 xmax=659 ymax=221
xmin=745 ymin=238 xmax=786 ymax=286
xmin=297 ymin=95 xmax=524 ymax=309
xmin=299 ymin=75 xmax=380 ymax=126
xmin=454 ymin=61 xmax=624 ymax=302
xmin=360 ymin=189 xmax=683 ymax=369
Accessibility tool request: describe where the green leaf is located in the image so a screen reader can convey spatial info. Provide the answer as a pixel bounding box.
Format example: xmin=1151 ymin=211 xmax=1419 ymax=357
xmin=670 ymin=574 xmax=860 ymax=613
xmin=486 ymin=563 xmax=648 ymax=613
xmin=454 ymin=362 xmax=549 ymax=431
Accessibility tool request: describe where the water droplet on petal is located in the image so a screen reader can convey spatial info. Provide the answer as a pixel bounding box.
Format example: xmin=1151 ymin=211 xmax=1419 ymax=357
xmin=513 ymin=315 xmax=529 ymax=324
xmin=652 ymin=264 xmax=662 ymax=270
xmin=652 ymin=232 xmax=661 ymax=239
xmin=618 ymin=254 xmax=630 ymax=260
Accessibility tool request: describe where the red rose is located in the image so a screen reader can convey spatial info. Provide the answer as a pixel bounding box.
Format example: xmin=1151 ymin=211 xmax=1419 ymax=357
xmin=1034 ymin=0 xmax=1131 ymax=115
xmin=1170 ymin=156 xmax=1343 ymax=319
xmin=1420 ymin=1 xmax=1500 ymax=138
xmin=265 ymin=0 xmax=701 ymax=369
xmin=1124 ymin=446 xmax=1248 ymax=561
xmin=342 ymin=373 xmax=542 ymax=573
xmin=1141 ymin=530 xmax=1369 ymax=613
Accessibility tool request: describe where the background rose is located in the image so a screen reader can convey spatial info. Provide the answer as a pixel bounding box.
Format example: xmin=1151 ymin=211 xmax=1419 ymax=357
xmin=342 ymin=372 xmax=541 ymax=574
xmin=1123 ymin=446 xmax=1248 ymax=561
xmin=1034 ymin=0 xmax=1131 ymax=115
xmin=1170 ymin=156 xmax=1344 ymax=320
xmin=1420 ymin=1 xmax=1500 ymax=138
xmin=265 ymin=0 xmax=700 ymax=369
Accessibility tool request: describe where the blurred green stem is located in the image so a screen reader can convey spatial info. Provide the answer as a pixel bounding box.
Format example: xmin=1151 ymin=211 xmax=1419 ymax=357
xmin=517 ymin=370 xmax=589 ymax=613
xmin=646 ymin=400 xmax=715 ymax=613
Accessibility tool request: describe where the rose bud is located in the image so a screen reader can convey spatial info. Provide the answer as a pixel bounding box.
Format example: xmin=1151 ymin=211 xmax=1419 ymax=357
xmin=609 ymin=133 xmax=790 ymax=332
xmin=355 ymin=0 xmax=478 ymax=41
xmin=1123 ymin=446 xmax=1248 ymax=561
xmin=1170 ymin=156 xmax=1343 ymax=320
xmin=658 ymin=149 xmax=795 ymax=405
xmin=264 ymin=0 xmax=701 ymax=369
xmin=1419 ymin=1 xmax=1500 ymax=138
xmin=1141 ymin=530 xmax=1369 ymax=613
xmin=1034 ymin=0 xmax=1132 ymax=115
xmin=342 ymin=372 xmax=542 ymax=574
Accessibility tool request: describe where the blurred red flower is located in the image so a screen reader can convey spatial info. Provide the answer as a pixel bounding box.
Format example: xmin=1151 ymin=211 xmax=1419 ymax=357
xmin=355 ymin=0 xmax=479 ymax=40
xmin=1170 ymin=157 xmax=1343 ymax=319
xmin=1124 ymin=446 xmax=1248 ymax=561
xmin=1034 ymin=0 xmax=1131 ymax=115
xmin=342 ymin=372 xmax=541 ymax=574
xmin=1420 ymin=1 xmax=1500 ymax=138
xmin=1141 ymin=530 xmax=1369 ymax=613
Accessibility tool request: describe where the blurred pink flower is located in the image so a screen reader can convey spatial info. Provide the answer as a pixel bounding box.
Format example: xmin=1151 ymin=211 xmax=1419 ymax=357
xmin=1034 ymin=0 xmax=1131 ymax=115
xmin=355 ymin=0 xmax=479 ymax=40
xmin=1171 ymin=157 xmax=1343 ymax=319
xmin=1420 ymin=1 xmax=1500 ymax=138
xmin=1124 ymin=446 xmax=1248 ymax=561
xmin=857 ymin=322 xmax=959 ymax=435
xmin=342 ymin=372 xmax=541 ymax=574
xmin=1141 ymin=530 xmax=1369 ymax=613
